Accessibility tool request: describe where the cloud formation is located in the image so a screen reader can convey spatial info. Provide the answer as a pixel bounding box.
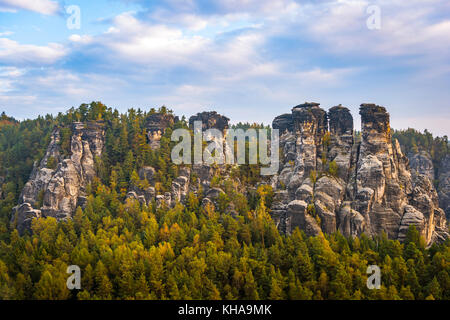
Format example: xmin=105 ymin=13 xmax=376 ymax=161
xmin=0 ymin=0 xmax=449 ymax=134
xmin=0 ymin=0 xmax=60 ymax=15
xmin=0 ymin=38 xmax=67 ymax=65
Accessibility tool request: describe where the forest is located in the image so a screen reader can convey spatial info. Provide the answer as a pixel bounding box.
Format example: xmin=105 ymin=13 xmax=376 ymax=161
xmin=0 ymin=103 xmax=449 ymax=300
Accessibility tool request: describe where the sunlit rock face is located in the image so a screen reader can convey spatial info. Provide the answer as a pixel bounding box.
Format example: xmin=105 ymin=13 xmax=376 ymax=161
xmin=12 ymin=122 xmax=105 ymax=234
xmin=271 ymin=103 xmax=449 ymax=245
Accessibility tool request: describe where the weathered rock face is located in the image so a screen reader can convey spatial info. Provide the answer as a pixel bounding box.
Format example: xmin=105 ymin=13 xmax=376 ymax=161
xmin=126 ymin=111 xmax=231 ymax=211
xmin=403 ymin=173 xmax=448 ymax=243
xmin=12 ymin=122 xmax=105 ymax=233
xmin=171 ymin=167 xmax=191 ymax=205
xmin=126 ymin=166 xmax=156 ymax=206
xmin=272 ymin=113 xmax=293 ymax=134
xmin=438 ymin=155 xmax=450 ymax=220
xmin=289 ymin=103 xmax=328 ymax=192
xmin=127 ymin=165 xmax=192 ymax=208
xmin=407 ymin=150 xmax=450 ymax=222
xmin=353 ymin=105 xmax=410 ymax=240
xmin=145 ymin=113 xmax=175 ymax=149
xmin=271 ymin=103 xmax=449 ymax=245
xmin=41 ymin=122 xmax=105 ymax=219
xmin=329 ymin=105 xmax=353 ymax=136
xmin=287 ymin=200 xmax=321 ymax=237
xmin=409 ymin=151 xmax=434 ymax=182
xmin=11 ymin=203 xmax=41 ymax=235
xmin=189 ymin=111 xmax=230 ymax=132
xmin=328 ymin=105 xmax=354 ymax=180
xmin=19 ymin=128 xmax=61 ymax=206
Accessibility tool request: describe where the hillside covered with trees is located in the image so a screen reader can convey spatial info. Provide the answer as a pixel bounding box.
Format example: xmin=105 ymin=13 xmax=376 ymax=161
xmin=0 ymin=103 xmax=449 ymax=300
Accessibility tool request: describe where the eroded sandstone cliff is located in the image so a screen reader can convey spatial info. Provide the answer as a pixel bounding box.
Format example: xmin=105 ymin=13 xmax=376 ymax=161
xmin=127 ymin=111 xmax=231 ymax=210
xmin=271 ymin=103 xmax=449 ymax=245
xmin=11 ymin=122 xmax=105 ymax=234
xmin=12 ymin=105 xmax=448 ymax=245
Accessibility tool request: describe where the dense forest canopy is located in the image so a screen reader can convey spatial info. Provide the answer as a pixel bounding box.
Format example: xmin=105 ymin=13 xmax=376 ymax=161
xmin=393 ymin=128 xmax=449 ymax=165
xmin=0 ymin=102 xmax=449 ymax=300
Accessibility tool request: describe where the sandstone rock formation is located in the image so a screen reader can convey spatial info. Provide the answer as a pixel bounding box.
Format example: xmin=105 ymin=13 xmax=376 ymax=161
xmin=12 ymin=104 xmax=448 ymax=245
xmin=273 ymin=113 xmax=293 ymax=134
xmin=409 ymin=151 xmax=435 ymax=182
xmin=271 ymin=103 xmax=449 ymax=245
xmin=12 ymin=122 xmax=105 ymax=233
xmin=126 ymin=165 xmax=192 ymax=208
xmin=145 ymin=113 xmax=175 ymax=149
xmin=189 ymin=111 xmax=230 ymax=132
xmin=12 ymin=203 xmax=42 ymax=235
xmin=126 ymin=166 xmax=156 ymax=206
xmin=407 ymin=149 xmax=450 ymax=221
xmin=126 ymin=111 xmax=231 ymax=210
xmin=438 ymin=155 xmax=450 ymax=220
xmin=19 ymin=128 xmax=62 ymax=206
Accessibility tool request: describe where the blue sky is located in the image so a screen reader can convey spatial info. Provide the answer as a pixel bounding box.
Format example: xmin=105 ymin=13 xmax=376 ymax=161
xmin=0 ymin=0 xmax=449 ymax=135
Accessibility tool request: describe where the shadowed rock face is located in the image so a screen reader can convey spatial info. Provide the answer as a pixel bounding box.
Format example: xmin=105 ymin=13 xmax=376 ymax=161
xmin=439 ymin=155 xmax=450 ymax=220
xmin=329 ymin=105 xmax=353 ymax=136
xmin=409 ymin=151 xmax=435 ymax=182
xmin=145 ymin=113 xmax=175 ymax=149
xmin=271 ymin=103 xmax=449 ymax=245
xmin=282 ymin=103 xmax=329 ymax=192
xmin=407 ymin=151 xmax=450 ymax=221
xmin=273 ymin=113 xmax=293 ymax=133
xmin=0 ymin=176 xmax=3 ymax=199
xmin=189 ymin=111 xmax=230 ymax=132
xmin=12 ymin=203 xmax=41 ymax=235
xmin=146 ymin=113 xmax=175 ymax=132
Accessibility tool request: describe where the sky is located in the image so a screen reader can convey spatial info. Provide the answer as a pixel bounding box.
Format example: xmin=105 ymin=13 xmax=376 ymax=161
xmin=0 ymin=0 xmax=449 ymax=135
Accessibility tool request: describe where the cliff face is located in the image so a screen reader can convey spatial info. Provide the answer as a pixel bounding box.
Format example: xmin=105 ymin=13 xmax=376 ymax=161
xmin=12 ymin=105 xmax=448 ymax=244
xmin=407 ymin=148 xmax=450 ymax=222
xmin=438 ymin=155 xmax=450 ymax=220
xmin=12 ymin=122 xmax=105 ymax=234
xmin=189 ymin=111 xmax=230 ymax=132
xmin=145 ymin=113 xmax=175 ymax=149
xmin=409 ymin=151 xmax=435 ymax=182
xmin=127 ymin=111 xmax=231 ymax=210
xmin=271 ymin=103 xmax=449 ymax=245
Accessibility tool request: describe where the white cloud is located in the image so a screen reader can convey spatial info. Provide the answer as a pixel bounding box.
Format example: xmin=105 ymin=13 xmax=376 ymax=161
xmin=0 ymin=31 xmax=13 ymax=36
xmin=0 ymin=66 xmax=26 ymax=77
xmin=69 ymin=34 xmax=93 ymax=45
xmin=0 ymin=0 xmax=59 ymax=15
xmin=100 ymin=12 xmax=209 ymax=65
xmin=1 ymin=0 xmax=448 ymax=135
xmin=0 ymin=38 xmax=67 ymax=65
xmin=294 ymin=0 xmax=450 ymax=59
